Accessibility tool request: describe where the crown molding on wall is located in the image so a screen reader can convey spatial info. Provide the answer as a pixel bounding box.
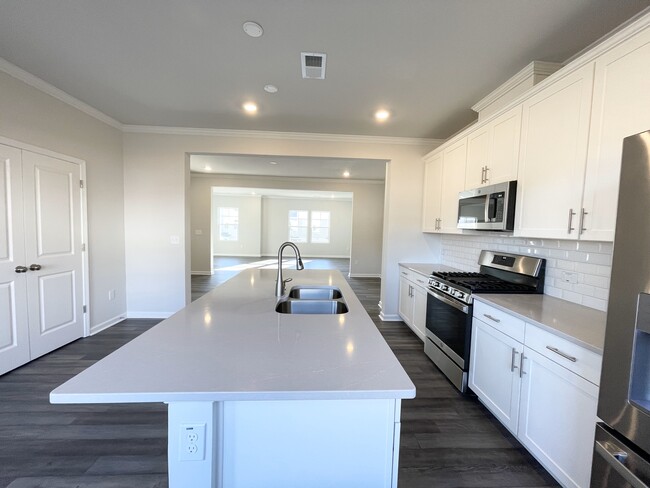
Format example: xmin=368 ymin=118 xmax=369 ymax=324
xmin=123 ymin=125 xmax=443 ymax=147
xmin=193 ymin=171 xmax=384 ymax=185
xmin=0 ymin=57 xmax=123 ymax=130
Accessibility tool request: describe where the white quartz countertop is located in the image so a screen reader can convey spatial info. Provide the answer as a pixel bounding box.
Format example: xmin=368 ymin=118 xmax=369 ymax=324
xmin=473 ymin=294 xmax=607 ymax=354
xmin=399 ymin=262 xmax=460 ymax=277
xmin=51 ymin=269 xmax=416 ymax=404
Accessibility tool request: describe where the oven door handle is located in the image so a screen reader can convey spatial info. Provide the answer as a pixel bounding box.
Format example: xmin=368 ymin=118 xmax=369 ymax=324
xmin=427 ymin=288 xmax=469 ymax=314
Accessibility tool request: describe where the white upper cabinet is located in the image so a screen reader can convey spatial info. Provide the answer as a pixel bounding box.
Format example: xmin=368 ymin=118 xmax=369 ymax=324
xmin=422 ymin=152 xmax=443 ymax=232
xmin=439 ymin=138 xmax=467 ymax=234
xmin=465 ymin=106 xmax=522 ymax=189
xmin=581 ymin=26 xmax=650 ymax=241
xmin=515 ymin=63 xmax=595 ymax=239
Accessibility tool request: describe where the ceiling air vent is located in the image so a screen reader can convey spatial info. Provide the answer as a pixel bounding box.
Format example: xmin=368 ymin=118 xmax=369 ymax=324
xmin=301 ymin=52 xmax=327 ymax=80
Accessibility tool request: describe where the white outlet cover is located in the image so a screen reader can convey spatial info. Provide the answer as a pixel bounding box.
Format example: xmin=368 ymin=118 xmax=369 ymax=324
xmin=179 ymin=423 xmax=206 ymax=461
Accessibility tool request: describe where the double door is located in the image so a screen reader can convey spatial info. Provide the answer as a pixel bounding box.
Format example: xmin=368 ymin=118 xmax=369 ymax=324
xmin=1 ymin=143 xmax=85 ymax=375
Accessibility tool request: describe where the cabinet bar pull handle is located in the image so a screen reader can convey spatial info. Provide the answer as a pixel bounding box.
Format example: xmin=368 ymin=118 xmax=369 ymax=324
xmin=401 ymin=271 xmax=408 ymax=275
xmin=579 ymin=208 xmax=588 ymax=234
xmin=416 ymin=279 xmax=425 ymax=284
xmin=483 ymin=313 xmax=501 ymax=323
xmin=484 ymin=166 xmax=489 ymax=184
xmin=519 ymin=354 xmax=526 ymax=378
xmin=567 ymin=208 xmax=576 ymax=233
xmin=511 ymin=348 xmax=519 ymax=373
xmin=546 ymin=346 xmax=577 ymax=362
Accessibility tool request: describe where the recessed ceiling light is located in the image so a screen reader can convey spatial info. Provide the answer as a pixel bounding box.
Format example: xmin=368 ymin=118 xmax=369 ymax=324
xmin=343 ymin=171 xmax=350 ymax=178
xmin=375 ymin=109 xmax=390 ymax=122
xmin=269 ymin=161 xmax=278 ymax=165
xmin=264 ymin=84 xmax=278 ymax=93
xmin=204 ymin=165 xmax=211 ymax=171
xmin=243 ymin=102 xmax=258 ymax=114
xmin=243 ymin=21 xmax=263 ymax=38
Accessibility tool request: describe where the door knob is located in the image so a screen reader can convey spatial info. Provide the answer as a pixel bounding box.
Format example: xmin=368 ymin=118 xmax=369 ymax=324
xmin=15 ymin=266 xmax=28 ymax=273
xmin=29 ymin=264 xmax=42 ymax=271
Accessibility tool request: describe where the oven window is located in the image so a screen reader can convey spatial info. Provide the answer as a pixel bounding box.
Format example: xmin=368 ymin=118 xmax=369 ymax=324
xmin=426 ymin=293 xmax=471 ymax=366
xmin=458 ymin=196 xmax=486 ymax=224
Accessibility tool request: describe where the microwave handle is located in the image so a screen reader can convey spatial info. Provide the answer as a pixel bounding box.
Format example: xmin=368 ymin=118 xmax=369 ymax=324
xmin=486 ymin=195 xmax=497 ymax=222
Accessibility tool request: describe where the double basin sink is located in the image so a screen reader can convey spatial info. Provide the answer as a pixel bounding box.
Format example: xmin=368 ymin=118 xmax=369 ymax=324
xmin=275 ymin=286 xmax=348 ymax=315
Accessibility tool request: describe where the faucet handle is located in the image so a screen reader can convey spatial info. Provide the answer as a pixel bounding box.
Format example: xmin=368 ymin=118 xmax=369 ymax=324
xmin=283 ymin=278 xmax=293 ymax=285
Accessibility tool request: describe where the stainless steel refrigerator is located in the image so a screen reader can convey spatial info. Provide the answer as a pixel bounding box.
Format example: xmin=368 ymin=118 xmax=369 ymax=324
xmin=591 ymin=130 xmax=650 ymax=487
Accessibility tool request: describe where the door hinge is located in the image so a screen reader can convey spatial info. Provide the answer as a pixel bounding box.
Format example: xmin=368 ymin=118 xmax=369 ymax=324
xmin=80 ymin=180 xmax=84 ymax=189
xmin=82 ymin=243 xmax=86 ymax=252
xmin=83 ymin=305 xmax=87 ymax=313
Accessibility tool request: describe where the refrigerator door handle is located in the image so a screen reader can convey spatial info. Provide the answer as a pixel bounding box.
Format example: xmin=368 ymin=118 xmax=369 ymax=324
xmin=595 ymin=440 xmax=650 ymax=488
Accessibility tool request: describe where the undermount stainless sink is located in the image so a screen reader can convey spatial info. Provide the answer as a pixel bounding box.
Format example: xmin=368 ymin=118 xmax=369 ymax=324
xmin=275 ymin=299 xmax=349 ymax=315
xmin=288 ymin=286 xmax=343 ymax=300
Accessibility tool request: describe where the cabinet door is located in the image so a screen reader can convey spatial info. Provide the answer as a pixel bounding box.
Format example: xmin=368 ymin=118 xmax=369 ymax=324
xmin=398 ymin=276 xmax=413 ymax=325
xmin=515 ymin=64 xmax=595 ymax=239
xmin=422 ymin=152 xmax=443 ymax=232
xmin=465 ymin=125 xmax=490 ymax=190
xmin=469 ymin=318 xmax=522 ymax=434
xmin=582 ymin=27 xmax=650 ymax=241
xmin=488 ymin=105 xmax=522 ymax=186
xmin=0 ymin=145 xmax=30 ymax=376
xmin=411 ymin=284 xmax=427 ymax=341
xmin=518 ymin=347 xmax=598 ymax=488
xmin=440 ymin=138 xmax=467 ymax=233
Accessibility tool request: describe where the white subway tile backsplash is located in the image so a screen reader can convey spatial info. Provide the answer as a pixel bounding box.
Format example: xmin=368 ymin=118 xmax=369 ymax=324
xmin=440 ymin=234 xmax=612 ymax=312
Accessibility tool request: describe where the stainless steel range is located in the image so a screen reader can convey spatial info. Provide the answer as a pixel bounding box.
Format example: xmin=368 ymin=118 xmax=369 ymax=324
xmin=424 ymin=250 xmax=545 ymax=392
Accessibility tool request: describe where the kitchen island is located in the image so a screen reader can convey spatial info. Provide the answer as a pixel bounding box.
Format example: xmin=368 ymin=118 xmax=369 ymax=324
xmin=51 ymin=268 xmax=415 ymax=488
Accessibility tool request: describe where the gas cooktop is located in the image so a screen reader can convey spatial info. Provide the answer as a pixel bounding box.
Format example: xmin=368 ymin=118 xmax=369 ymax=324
xmin=428 ymin=251 xmax=545 ymax=304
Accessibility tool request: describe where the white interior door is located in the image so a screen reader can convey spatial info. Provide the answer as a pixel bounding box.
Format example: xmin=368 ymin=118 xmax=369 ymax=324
xmin=0 ymin=144 xmax=30 ymax=375
xmin=22 ymin=151 xmax=84 ymax=359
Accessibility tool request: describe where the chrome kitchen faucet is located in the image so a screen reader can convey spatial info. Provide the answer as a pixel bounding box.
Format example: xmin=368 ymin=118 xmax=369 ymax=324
xmin=275 ymin=242 xmax=304 ymax=296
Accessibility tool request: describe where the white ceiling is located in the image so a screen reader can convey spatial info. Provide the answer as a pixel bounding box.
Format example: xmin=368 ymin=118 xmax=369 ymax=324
xmin=191 ymin=154 xmax=386 ymax=180
xmin=0 ymin=1 xmax=648 ymax=139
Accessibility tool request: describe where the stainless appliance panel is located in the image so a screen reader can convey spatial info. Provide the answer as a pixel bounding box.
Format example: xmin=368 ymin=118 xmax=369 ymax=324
xmin=598 ymin=130 xmax=650 ymax=455
xmin=457 ymin=180 xmax=516 ymax=231
xmin=591 ymin=424 xmax=650 ymax=488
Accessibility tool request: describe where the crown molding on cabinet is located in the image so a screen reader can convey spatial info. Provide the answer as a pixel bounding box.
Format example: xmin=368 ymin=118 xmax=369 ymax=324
xmin=123 ymin=125 xmax=442 ymax=147
xmin=471 ymin=61 xmax=564 ymax=114
xmin=0 ymin=57 xmax=123 ymax=130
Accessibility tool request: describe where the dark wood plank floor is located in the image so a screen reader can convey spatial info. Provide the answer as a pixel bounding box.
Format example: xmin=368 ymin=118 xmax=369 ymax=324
xmin=0 ymin=257 xmax=558 ymax=487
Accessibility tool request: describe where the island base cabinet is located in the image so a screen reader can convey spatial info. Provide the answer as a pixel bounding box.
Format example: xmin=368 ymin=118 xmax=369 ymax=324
xmin=518 ymin=348 xmax=598 ymax=488
xmin=168 ymin=399 xmax=402 ymax=488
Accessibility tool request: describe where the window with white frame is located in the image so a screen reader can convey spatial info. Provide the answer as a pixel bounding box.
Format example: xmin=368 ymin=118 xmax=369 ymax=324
xmin=218 ymin=207 xmax=239 ymax=241
xmin=288 ymin=210 xmax=309 ymax=243
xmin=310 ymin=211 xmax=330 ymax=244
xmin=288 ymin=210 xmax=330 ymax=244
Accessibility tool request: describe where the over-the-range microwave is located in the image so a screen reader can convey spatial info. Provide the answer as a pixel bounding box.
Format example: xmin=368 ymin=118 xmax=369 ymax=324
xmin=457 ymin=181 xmax=516 ymax=231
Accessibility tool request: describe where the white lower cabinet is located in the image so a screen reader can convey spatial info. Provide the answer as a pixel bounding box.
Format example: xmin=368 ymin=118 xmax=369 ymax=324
xmin=397 ymin=267 xmax=427 ymax=341
xmin=518 ymin=347 xmax=598 ymax=488
xmin=469 ymin=318 xmax=522 ymax=434
xmin=469 ymin=301 xmax=600 ymax=488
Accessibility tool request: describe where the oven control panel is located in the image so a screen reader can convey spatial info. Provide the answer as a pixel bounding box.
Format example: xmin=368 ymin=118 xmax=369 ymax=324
xmin=428 ymin=277 xmax=472 ymax=305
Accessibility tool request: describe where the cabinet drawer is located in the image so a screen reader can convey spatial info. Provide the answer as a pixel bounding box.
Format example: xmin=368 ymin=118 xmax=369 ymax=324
xmin=524 ymin=324 xmax=602 ymax=385
xmin=399 ymin=267 xmax=429 ymax=289
xmin=399 ymin=267 xmax=414 ymax=282
xmin=473 ymin=300 xmax=525 ymax=343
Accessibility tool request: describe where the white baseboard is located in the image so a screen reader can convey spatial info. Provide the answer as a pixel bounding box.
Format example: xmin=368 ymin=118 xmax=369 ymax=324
xmin=191 ymin=270 xmax=214 ymax=275
xmin=213 ymin=253 xmax=262 ymax=258
xmin=127 ymin=311 xmax=173 ymax=319
xmin=379 ymin=312 xmax=401 ymax=322
xmin=348 ymin=273 xmax=380 ymax=278
xmin=90 ymin=314 xmax=126 ymax=335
